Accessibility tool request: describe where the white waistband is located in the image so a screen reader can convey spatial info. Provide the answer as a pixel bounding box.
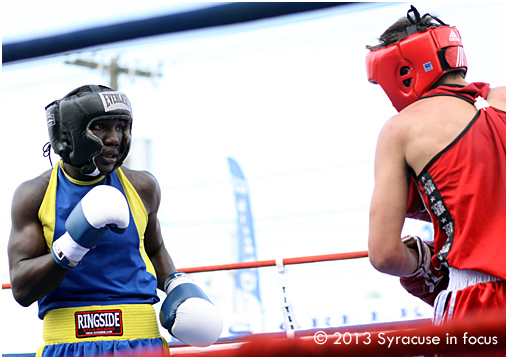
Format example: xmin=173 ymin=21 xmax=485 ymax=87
xmin=434 ymin=268 xmax=503 ymax=325
xmin=447 ymin=268 xmax=502 ymax=291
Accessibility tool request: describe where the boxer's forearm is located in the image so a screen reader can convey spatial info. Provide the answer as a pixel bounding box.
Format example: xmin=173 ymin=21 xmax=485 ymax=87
xmin=10 ymin=253 xmax=68 ymax=307
xmin=369 ymin=239 xmax=419 ymax=277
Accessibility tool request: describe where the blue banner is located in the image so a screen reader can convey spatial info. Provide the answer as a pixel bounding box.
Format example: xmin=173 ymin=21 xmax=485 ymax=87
xmin=227 ymin=157 xmax=261 ymax=303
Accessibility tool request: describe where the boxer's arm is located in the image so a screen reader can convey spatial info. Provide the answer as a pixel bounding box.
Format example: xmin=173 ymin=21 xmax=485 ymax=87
xmin=8 ymin=177 xmax=68 ymax=307
xmin=130 ymin=169 xmax=177 ymax=290
xmin=368 ymin=117 xmax=419 ymax=277
xmin=146 ymin=214 xmax=177 ymax=291
xmin=130 ymin=168 xmax=223 ymax=346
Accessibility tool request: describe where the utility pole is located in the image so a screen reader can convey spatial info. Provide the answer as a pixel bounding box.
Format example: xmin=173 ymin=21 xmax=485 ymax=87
xmin=65 ymin=55 xmax=162 ymax=89
xmin=65 ymin=55 xmax=161 ymax=171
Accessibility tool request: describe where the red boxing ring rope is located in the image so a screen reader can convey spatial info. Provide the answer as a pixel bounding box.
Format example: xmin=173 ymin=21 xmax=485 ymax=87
xmin=171 ymin=312 xmax=505 ymax=357
xmin=3 ymin=249 xmax=506 ymax=357
xmin=179 ymin=250 xmax=368 ymax=273
xmin=1 ymin=250 xmax=369 ymax=289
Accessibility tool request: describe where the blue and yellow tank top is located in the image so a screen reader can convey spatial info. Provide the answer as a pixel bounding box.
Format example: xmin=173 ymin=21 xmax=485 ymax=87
xmin=37 ymin=161 xmax=159 ymax=319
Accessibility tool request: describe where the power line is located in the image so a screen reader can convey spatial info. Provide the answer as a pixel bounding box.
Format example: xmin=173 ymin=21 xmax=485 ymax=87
xmin=64 ymin=56 xmax=162 ymax=89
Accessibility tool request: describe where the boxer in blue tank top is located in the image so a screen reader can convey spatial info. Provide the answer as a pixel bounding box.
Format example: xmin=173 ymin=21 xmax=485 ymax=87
xmin=8 ymin=85 xmax=222 ymax=357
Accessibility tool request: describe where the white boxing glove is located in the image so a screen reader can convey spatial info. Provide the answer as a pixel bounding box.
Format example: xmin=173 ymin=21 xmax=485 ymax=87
xmin=159 ymin=272 xmax=223 ymax=347
xmin=51 ymin=185 xmax=130 ymax=269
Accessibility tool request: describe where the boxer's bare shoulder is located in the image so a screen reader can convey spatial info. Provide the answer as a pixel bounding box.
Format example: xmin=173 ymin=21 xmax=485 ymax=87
xmin=487 ymin=86 xmax=506 ymax=111
xmin=12 ymin=169 xmax=52 ymax=214
xmin=118 ymin=166 xmax=160 ymax=215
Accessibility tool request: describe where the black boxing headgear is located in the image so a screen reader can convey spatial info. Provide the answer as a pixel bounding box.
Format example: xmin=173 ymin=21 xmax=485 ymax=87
xmin=45 ymin=84 xmax=133 ymax=175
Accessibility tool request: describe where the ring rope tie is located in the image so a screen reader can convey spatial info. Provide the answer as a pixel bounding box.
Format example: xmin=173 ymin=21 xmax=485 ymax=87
xmin=276 ymin=257 xmax=298 ymax=338
xmin=2 ymin=250 xmax=369 ymax=289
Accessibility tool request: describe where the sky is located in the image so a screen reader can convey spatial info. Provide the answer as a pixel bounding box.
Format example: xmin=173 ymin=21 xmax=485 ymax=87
xmin=1 ymin=1 xmax=506 ymax=355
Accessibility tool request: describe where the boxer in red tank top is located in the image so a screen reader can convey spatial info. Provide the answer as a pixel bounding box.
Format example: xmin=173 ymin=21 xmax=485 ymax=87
xmin=365 ymin=6 xmax=506 ymax=333
xmin=415 ymin=82 xmax=505 ymax=324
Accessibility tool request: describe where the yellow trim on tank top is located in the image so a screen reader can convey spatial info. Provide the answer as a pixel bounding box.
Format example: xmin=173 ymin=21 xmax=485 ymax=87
xmin=116 ymin=167 xmax=157 ymax=279
xmin=38 ymin=163 xmax=59 ymax=251
xmin=60 ymin=162 xmax=105 ymax=186
xmin=42 ymin=304 xmax=162 ymax=345
xmin=37 ymin=162 xmax=156 ymax=280
xmin=38 ymin=162 xmax=105 ymax=250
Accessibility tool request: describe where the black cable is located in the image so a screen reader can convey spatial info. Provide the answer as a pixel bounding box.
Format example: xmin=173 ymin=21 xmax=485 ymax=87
xmin=42 ymin=142 xmax=53 ymax=168
xmin=3 ymin=3 xmax=351 ymax=64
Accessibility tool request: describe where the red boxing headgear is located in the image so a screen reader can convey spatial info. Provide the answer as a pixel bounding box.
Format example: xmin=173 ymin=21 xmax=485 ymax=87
xmin=366 ymin=26 xmax=467 ymax=112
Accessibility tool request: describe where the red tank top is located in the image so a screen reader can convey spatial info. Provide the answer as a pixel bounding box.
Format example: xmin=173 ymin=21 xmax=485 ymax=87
xmin=416 ymin=82 xmax=506 ymax=280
